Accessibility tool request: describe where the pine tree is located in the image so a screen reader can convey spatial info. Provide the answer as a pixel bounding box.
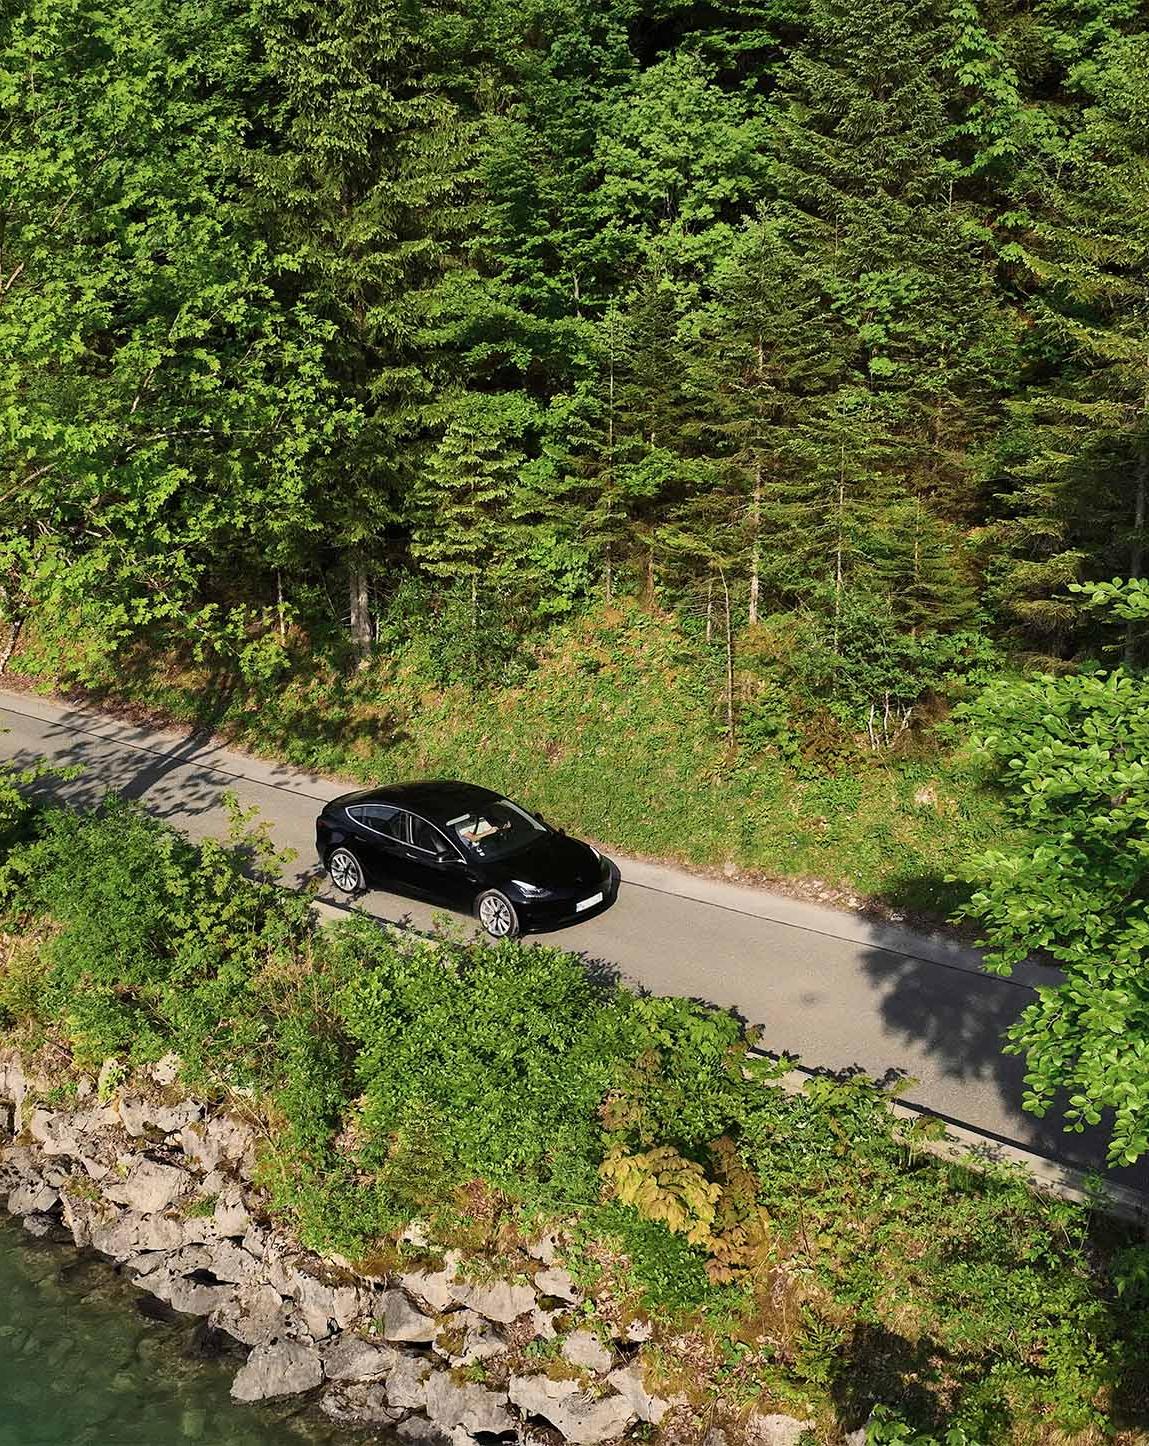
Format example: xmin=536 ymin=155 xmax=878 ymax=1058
xmin=988 ymin=29 xmax=1149 ymax=662
xmin=250 ymin=0 xmax=476 ymax=661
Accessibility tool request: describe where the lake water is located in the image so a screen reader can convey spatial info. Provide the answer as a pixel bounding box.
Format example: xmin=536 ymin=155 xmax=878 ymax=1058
xmin=0 ymin=1215 xmax=363 ymax=1446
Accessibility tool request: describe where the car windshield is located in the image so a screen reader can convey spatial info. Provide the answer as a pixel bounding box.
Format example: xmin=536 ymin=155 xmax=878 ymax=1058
xmin=447 ymin=799 xmax=546 ymax=861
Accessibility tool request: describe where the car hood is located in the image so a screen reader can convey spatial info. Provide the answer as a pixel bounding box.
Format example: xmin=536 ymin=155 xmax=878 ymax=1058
xmin=487 ymin=831 xmax=602 ymax=894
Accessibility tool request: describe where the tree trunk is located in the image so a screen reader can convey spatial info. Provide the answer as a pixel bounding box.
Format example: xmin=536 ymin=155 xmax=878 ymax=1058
xmin=706 ymin=574 xmax=713 ymax=645
xmin=832 ymin=451 xmax=845 ymax=656
xmin=276 ymin=570 xmax=287 ymax=643
xmin=719 ymin=567 xmax=735 ymax=747
xmin=349 ymin=563 xmax=371 ymax=669
xmin=0 ymin=615 xmax=23 ymax=675
xmin=749 ymin=463 xmax=761 ymax=627
xmin=604 ymin=542 xmax=613 ymax=606
xmin=1126 ymin=449 xmax=1147 ymax=668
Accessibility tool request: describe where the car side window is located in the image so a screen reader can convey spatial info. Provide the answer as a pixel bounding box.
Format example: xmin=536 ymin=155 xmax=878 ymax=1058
xmin=348 ymin=804 xmax=408 ymax=844
xmin=410 ymin=815 xmax=454 ymax=858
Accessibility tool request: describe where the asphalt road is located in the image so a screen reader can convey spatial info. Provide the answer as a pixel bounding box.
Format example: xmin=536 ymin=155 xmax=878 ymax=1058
xmin=2 ymin=685 xmax=1142 ymax=1192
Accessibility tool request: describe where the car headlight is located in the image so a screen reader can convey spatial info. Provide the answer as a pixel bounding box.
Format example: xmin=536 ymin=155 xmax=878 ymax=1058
xmin=511 ymin=880 xmax=547 ymax=897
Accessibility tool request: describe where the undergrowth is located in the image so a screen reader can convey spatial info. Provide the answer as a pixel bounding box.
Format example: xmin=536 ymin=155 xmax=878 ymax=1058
xmin=11 ymin=604 xmax=1016 ymax=919
xmin=0 ymin=797 xmax=1144 ymax=1442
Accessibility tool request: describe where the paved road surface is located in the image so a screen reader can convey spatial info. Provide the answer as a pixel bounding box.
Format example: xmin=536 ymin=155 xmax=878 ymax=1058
xmin=2 ymin=686 xmax=1142 ymax=1192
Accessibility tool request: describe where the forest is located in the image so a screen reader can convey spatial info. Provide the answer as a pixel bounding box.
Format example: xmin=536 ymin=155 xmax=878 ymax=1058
xmin=2 ymin=0 xmax=1147 ymax=697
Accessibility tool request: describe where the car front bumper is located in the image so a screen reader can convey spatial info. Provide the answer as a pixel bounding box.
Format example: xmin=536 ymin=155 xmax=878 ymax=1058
xmin=517 ymin=860 xmax=620 ymax=933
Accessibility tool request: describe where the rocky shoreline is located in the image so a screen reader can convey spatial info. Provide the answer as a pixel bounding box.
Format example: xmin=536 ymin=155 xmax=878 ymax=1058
xmin=0 ymin=1050 xmax=818 ymax=1446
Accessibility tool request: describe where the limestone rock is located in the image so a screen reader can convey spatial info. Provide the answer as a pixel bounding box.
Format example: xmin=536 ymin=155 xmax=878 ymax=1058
xmin=321 ymin=1334 xmax=399 ymax=1382
xmin=119 ymin=1095 xmax=202 ymax=1139
xmin=381 ymin=1290 xmax=438 ymax=1343
xmin=89 ymin=1209 xmax=144 ymax=1260
xmin=321 ymin=1380 xmax=405 ymax=1427
xmin=401 ymin=1266 xmax=463 ymax=1314
xmin=509 ymin=1375 xmax=636 ymax=1445
xmin=562 ymin=1330 xmax=612 ymax=1375
xmin=20 ymin=1212 xmax=55 ymax=1238
xmin=213 ymin=1188 xmax=251 ymax=1239
xmin=454 ymin=1277 xmax=535 ymax=1324
xmin=180 ymin=1116 xmax=257 ymax=1175
xmin=745 ymin=1413 xmax=816 ymax=1446
xmin=7 ymin=1179 xmax=59 ymax=1217
xmin=231 ymin=1340 xmax=323 ymax=1402
xmin=133 ymin=1213 xmax=189 ymax=1253
xmin=607 ymin=1364 xmax=674 ymax=1425
xmin=104 ymin=1158 xmax=192 ymax=1215
xmin=149 ymin=1053 xmax=182 ymax=1087
xmin=398 ymin=1417 xmax=477 ymax=1446
xmin=291 ymin=1271 xmax=363 ymax=1339
xmin=203 ymin=1240 xmax=259 ymax=1284
xmin=424 ymin=1371 xmax=514 ymax=1436
xmin=151 ymin=1269 xmax=232 ymax=1318
xmin=527 ymin=1232 xmax=558 ymax=1265
xmin=211 ymin=1282 xmax=293 ymax=1347
xmin=535 ymin=1266 xmax=579 ymax=1303
xmin=385 ymin=1353 xmax=433 ymax=1409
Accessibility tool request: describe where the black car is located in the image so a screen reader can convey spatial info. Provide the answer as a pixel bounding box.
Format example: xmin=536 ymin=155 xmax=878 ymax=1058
xmin=315 ymin=780 xmax=617 ymax=938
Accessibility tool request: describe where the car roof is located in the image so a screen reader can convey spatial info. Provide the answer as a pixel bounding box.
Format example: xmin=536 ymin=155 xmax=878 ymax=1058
xmin=329 ymin=779 xmax=506 ymax=827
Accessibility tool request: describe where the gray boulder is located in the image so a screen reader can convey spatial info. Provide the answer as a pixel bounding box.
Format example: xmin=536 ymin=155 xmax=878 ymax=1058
xmin=211 ymin=1282 xmax=293 ymax=1347
xmin=381 ymin=1290 xmax=438 ymax=1343
xmin=744 ymin=1413 xmax=816 ymax=1446
xmin=7 ymin=1179 xmax=59 ymax=1217
xmin=89 ymin=1210 xmax=144 ymax=1261
xmin=291 ymin=1271 xmax=363 ymax=1340
xmin=231 ymin=1340 xmax=324 ymax=1402
xmin=562 ymin=1330 xmax=612 ymax=1375
xmin=321 ymin=1334 xmax=399 ymax=1382
xmin=321 ymin=1380 xmax=405 ymax=1427
xmin=401 ymin=1266 xmax=463 ymax=1314
xmin=104 ymin=1158 xmax=192 ymax=1215
xmin=180 ymin=1116 xmax=257 ymax=1174
xmin=213 ymin=1187 xmax=252 ymax=1239
xmin=133 ymin=1213 xmax=189 ymax=1253
xmin=509 ymin=1375 xmax=636 ymax=1445
xmin=385 ymin=1354 xmax=433 ymax=1409
xmin=607 ymin=1364 xmax=675 ymax=1425
xmin=119 ymin=1095 xmax=202 ymax=1139
xmin=424 ymin=1372 xmax=515 ymax=1436
xmin=454 ymin=1278 xmax=535 ymax=1324
xmin=534 ymin=1266 xmax=579 ymax=1303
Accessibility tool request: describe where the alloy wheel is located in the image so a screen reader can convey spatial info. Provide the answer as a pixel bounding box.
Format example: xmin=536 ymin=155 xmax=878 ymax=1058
xmin=479 ymin=893 xmax=514 ymax=938
xmin=328 ymin=848 xmax=362 ymax=894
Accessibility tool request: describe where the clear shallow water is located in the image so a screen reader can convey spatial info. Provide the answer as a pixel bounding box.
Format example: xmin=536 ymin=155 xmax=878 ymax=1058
xmin=0 ymin=1216 xmax=365 ymax=1446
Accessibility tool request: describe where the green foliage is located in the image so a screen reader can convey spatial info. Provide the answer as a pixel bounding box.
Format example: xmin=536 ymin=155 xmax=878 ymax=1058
xmin=955 ymin=597 xmax=1149 ymax=1162
xmin=328 ymin=917 xmax=625 ymax=1206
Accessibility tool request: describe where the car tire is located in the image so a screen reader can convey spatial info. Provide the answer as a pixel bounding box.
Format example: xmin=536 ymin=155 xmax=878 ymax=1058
xmin=476 ymin=889 xmax=520 ymax=940
xmin=326 ymin=846 xmax=366 ymax=896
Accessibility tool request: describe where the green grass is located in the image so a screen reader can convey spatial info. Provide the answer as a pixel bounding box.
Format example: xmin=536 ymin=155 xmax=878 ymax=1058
xmin=15 ymin=604 xmax=1014 ymax=920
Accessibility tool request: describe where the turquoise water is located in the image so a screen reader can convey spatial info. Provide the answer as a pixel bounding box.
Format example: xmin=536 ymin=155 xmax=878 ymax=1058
xmin=0 ymin=1216 xmax=362 ymax=1446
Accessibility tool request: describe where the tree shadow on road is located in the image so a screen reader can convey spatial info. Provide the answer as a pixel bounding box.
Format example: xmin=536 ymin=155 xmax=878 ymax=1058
xmin=857 ymin=941 xmax=1149 ymax=1193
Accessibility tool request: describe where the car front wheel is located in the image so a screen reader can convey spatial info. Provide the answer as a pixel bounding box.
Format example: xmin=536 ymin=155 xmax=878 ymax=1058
xmin=476 ymin=890 xmax=520 ymax=940
xmin=326 ymin=847 xmax=365 ymax=896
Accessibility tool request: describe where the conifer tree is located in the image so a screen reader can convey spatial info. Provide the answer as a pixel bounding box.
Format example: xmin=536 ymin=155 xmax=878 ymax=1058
xmin=988 ymin=30 xmax=1149 ymax=662
xmin=250 ymin=0 xmax=476 ymax=660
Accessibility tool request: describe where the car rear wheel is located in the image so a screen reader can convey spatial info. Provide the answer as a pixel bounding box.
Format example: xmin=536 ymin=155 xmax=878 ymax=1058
xmin=476 ymin=890 xmax=520 ymax=940
xmin=327 ymin=847 xmax=365 ymax=896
